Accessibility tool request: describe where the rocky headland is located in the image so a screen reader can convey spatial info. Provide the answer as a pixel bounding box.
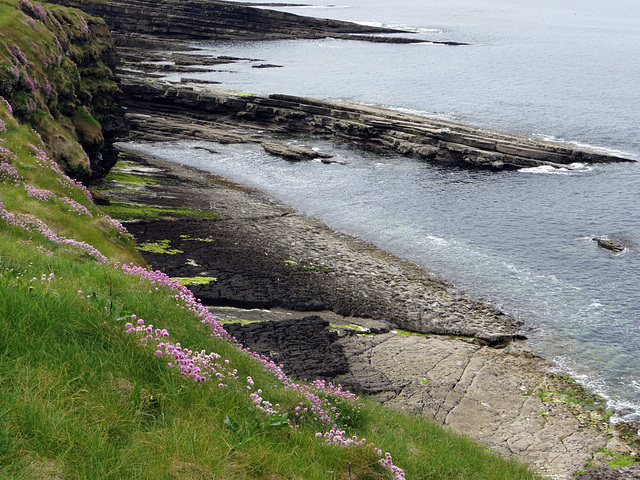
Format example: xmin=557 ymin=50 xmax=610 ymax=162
xmin=46 ymin=0 xmax=449 ymax=44
xmin=121 ymin=77 xmax=634 ymax=170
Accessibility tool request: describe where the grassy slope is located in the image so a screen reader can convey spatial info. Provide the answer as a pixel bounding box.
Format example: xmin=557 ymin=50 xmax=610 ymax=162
xmin=1 ymin=1 xmax=543 ymax=479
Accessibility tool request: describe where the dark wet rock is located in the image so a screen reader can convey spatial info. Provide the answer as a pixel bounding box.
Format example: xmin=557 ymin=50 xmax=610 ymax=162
xmin=343 ymin=34 xmax=469 ymax=45
xmin=225 ymin=316 xmax=349 ymax=380
xmin=180 ymin=78 xmax=222 ymax=85
xmin=261 ymin=141 xmax=332 ymax=161
xmin=594 ymin=237 xmax=626 ymax=253
xmin=575 ymin=465 xmax=640 ymax=480
xmin=252 ymin=64 xmax=284 ymax=69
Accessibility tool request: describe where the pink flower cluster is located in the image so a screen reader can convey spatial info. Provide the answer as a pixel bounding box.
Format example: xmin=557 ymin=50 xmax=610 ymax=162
xmin=9 ymin=45 xmax=28 ymax=66
xmin=116 ymin=263 xmax=230 ymax=341
xmin=317 ymin=426 xmax=367 ymax=447
xmin=0 ymin=96 xmax=12 ymax=114
xmin=0 ymin=200 xmax=108 ymax=263
xmin=29 ymin=142 xmax=93 ymax=201
xmin=0 ymin=198 xmax=31 ymax=231
xmin=19 ymin=18 xmax=37 ymax=31
xmin=381 ymin=452 xmax=406 ymax=480
xmin=31 ymin=272 xmax=54 ymax=283
xmin=20 ymin=213 xmax=108 ymax=263
xmin=289 ymin=381 xmax=361 ymax=427
xmin=75 ymin=13 xmax=89 ymax=34
xmin=0 ymin=145 xmax=18 ymax=162
xmin=123 ymin=316 xmax=238 ymax=385
xmin=25 ymin=185 xmax=55 ymax=201
xmin=0 ymin=118 xmax=5 ymax=132
xmin=103 ymin=215 xmax=128 ymax=234
xmin=19 ymin=0 xmax=46 ymax=18
xmin=0 ymin=160 xmax=23 ymax=186
xmin=317 ymin=427 xmax=406 ymax=480
xmin=246 ymin=377 xmax=280 ymax=415
xmin=59 ymin=196 xmax=92 ymax=216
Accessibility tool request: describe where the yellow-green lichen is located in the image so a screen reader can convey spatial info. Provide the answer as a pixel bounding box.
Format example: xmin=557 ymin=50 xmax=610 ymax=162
xmin=137 ymin=239 xmax=183 ymax=255
xmin=179 ymin=235 xmax=216 ymax=242
xmin=219 ymin=319 xmax=262 ymax=326
xmin=171 ymin=276 xmax=217 ymax=286
xmin=101 ymin=202 xmax=222 ymax=221
xmin=392 ymin=329 xmax=431 ymax=337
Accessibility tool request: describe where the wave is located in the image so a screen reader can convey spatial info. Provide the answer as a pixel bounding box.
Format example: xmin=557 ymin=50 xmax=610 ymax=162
xmin=353 ymin=20 xmax=442 ymax=34
xmin=517 ymin=165 xmax=572 ymax=175
xmin=517 ymin=163 xmax=593 ymax=175
xmin=288 ymin=4 xmax=350 ymax=8
xmin=425 ymin=235 xmax=448 ymax=246
xmin=551 ymin=357 xmax=640 ymax=424
xmin=531 ymin=133 xmax=639 ymax=161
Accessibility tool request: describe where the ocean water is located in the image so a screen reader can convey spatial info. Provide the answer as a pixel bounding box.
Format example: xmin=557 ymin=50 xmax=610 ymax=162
xmin=129 ymin=0 xmax=640 ymax=421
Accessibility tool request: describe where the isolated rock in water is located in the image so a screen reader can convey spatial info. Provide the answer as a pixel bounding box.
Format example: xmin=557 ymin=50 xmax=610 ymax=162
xmin=261 ymin=141 xmax=332 ymax=161
xmin=594 ymin=237 xmax=625 ymax=253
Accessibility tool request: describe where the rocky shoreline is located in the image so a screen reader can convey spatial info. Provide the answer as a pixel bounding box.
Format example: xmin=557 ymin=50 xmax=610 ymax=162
xmin=67 ymin=0 xmax=639 ymax=475
xmin=97 ymin=151 xmax=639 ymax=478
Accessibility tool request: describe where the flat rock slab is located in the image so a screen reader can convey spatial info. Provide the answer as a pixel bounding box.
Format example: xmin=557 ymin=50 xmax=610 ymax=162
xmin=334 ymin=333 xmax=609 ymax=478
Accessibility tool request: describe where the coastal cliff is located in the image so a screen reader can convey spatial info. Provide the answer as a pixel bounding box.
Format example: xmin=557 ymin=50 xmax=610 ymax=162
xmin=1 ymin=3 xmax=541 ymax=478
xmin=0 ymin=0 xmax=127 ymax=180
xmin=2 ymin=0 xmax=640 ymax=477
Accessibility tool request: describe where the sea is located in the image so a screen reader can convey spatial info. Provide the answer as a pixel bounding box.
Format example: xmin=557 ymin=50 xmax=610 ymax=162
xmin=120 ymin=0 xmax=640 ymax=423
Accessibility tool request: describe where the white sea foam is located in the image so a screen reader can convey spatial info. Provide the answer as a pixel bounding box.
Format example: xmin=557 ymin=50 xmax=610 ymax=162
xmin=378 ymin=104 xmax=460 ymax=123
xmin=551 ymin=357 xmax=640 ymax=424
xmin=517 ymin=165 xmax=571 ymax=175
xmin=353 ymin=20 xmax=441 ymax=34
xmin=292 ymin=4 xmax=349 ymax=8
xmin=531 ymin=133 xmax=637 ymax=160
xmin=425 ymin=235 xmax=448 ymax=246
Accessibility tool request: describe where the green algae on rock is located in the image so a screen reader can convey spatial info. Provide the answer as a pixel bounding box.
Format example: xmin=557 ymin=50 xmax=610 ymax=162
xmin=137 ymin=239 xmax=183 ymax=255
